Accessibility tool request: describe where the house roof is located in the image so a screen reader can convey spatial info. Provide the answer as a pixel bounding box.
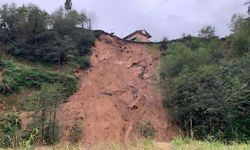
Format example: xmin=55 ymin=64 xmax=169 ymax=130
xmin=123 ymin=29 xmax=152 ymax=40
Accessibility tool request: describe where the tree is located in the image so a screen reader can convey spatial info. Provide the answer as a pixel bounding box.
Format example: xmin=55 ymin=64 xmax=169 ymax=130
xmin=31 ymin=83 xmax=63 ymax=144
xmin=51 ymin=7 xmax=79 ymax=34
xmin=78 ymin=10 xmax=88 ymax=28
xmin=0 ymin=4 xmax=96 ymax=68
xmin=87 ymin=18 xmax=92 ymax=29
xmin=160 ymin=37 xmax=168 ymax=51
xmin=65 ymin=10 xmax=80 ymax=28
xmin=198 ymin=25 xmax=216 ymax=39
xmin=245 ymin=1 xmax=250 ymax=15
xmin=50 ymin=34 xmax=78 ymax=69
xmin=230 ymin=14 xmax=246 ymax=33
xmin=64 ymin=0 xmax=72 ymax=11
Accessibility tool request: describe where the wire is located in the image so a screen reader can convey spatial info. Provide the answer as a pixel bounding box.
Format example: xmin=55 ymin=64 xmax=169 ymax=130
xmin=119 ymin=0 xmax=150 ymax=24
xmin=127 ymin=0 xmax=169 ymax=27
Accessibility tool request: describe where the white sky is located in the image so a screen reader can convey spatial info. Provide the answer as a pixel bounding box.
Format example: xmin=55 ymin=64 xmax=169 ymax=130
xmin=0 ymin=0 xmax=248 ymax=41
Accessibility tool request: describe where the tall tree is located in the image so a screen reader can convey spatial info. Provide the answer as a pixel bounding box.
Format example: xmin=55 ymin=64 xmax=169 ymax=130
xmin=78 ymin=10 xmax=88 ymax=28
xmin=245 ymin=1 xmax=250 ymax=15
xmin=64 ymin=0 xmax=72 ymax=11
xmin=230 ymin=14 xmax=245 ymax=34
xmin=160 ymin=37 xmax=168 ymax=51
xmin=198 ymin=25 xmax=216 ymax=39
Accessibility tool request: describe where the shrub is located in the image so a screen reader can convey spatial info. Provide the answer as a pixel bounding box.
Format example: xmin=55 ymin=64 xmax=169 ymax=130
xmin=68 ymin=123 xmax=83 ymax=144
xmin=0 ymin=112 xmax=21 ymax=147
xmin=43 ymin=121 xmax=60 ymax=144
xmin=0 ymin=60 xmax=78 ymax=96
xmin=230 ymin=18 xmax=250 ymax=57
xmin=139 ymin=121 xmax=155 ymax=139
xmin=23 ymin=119 xmax=60 ymax=145
xmin=79 ymin=56 xmax=90 ymax=69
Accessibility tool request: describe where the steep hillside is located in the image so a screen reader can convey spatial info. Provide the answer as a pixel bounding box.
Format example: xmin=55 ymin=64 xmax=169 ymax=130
xmin=57 ymin=34 xmax=180 ymax=146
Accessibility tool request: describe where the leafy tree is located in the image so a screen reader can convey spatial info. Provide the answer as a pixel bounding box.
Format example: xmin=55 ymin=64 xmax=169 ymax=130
xmin=78 ymin=10 xmax=88 ymax=28
xmin=51 ymin=34 xmax=78 ymax=69
xmin=0 ymin=113 xmax=21 ymax=147
xmin=160 ymin=19 xmax=249 ymax=142
xmin=64 ymin=0 xmax=72 ymax=11
xmin=245 ymin=1 xmax=250 ymax=15
xmin=230 ymin=14 xmax=246 ymax=34
xmin=230 ymin=17 xmax=250 ymax=57
xmin=25 ymin=83 xmax=63 ymax=144
xmin=198 ymin=25 xmax=216 ymax=39
xmin=0 ymin=4 xmax=96 ymax=68
xmin=160 ymin=37 xmax=168 ymax=51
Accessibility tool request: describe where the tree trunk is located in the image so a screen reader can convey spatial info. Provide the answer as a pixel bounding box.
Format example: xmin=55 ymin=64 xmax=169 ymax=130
xmin=0 ymin=39 xmax=4 ymax=58
xmin=58 ymin=55 xmax=61 ymax=71
xmin=41 ymin=98 xmax=45 ymax=143
xmin=52 ymin=98 xmax=57 ymax=143
xmin=190 ymin=116 xmax=193 ymax=139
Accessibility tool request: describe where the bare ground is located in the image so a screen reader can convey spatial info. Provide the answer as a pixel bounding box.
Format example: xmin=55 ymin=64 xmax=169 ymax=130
xmin=57 ymin=34 xmax=180 ymax=146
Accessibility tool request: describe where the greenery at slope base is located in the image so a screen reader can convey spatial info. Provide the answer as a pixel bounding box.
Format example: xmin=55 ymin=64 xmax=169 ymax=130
xmin=7 ymin=138 xmax=248 ymax=150
xmin=0 ymin=59 xmax=79 ymax=147
xmin=160 ymin=17 xmax=250 ymax=142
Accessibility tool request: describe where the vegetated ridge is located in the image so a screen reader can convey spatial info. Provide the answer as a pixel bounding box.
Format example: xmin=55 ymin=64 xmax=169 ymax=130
xmin=57 ymin=33 xmax=180 ymax=146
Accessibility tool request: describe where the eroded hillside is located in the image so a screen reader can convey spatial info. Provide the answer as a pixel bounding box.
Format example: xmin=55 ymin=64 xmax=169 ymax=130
xmin=57 ymin=34 xmax=180 ymax=146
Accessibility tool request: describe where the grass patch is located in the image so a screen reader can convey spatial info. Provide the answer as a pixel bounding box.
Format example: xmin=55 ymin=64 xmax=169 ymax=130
xmin=0 ymin=59 xmax=78 ymax=95
xmin=0 ymin=59 xmax=79 ymax=112
xmin=171 ymin=137 xmax=250 ymax=150
xmin=0 ymin=89 xmax=37 ymax=111
xmin=9 ymin=138 xmax=249 ymax=150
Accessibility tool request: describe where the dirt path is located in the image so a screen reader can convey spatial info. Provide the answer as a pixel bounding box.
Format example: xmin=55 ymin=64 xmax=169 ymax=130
xmin=57 ymin=34 xmax=180 ymax=146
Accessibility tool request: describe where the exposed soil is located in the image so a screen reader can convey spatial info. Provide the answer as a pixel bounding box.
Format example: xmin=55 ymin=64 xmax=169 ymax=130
xmin=57 ymin=34 xmax=180 ymax=146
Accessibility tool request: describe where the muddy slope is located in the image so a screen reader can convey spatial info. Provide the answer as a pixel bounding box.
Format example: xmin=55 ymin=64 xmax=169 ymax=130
xmin=57 ymin=34 xmax=180 ymax=146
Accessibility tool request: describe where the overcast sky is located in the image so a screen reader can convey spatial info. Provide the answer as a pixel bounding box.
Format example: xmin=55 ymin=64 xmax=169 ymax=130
xmin=0 ymin=0 xmax=248 ymax=41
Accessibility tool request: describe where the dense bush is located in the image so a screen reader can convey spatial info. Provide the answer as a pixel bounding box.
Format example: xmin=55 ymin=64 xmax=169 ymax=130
xmin=0 ymin=60 xmax=78 ymax=146
xmin=0 ymin=112 xmax=21 ymax=147
xmin=0 ymin=60 xmax=52 ymax=93
xmin=22 ymin=119 xmax=60 ymax=145
xmin=15 ymin=83 xmax=70 ymax=145
xmin=161 ymin=19 xmax=250 ymax=142
xmin=68 ymin=123 xmax=83 ymax=144
xmin=230 ymin=18 xmax=250 ymax=57
xmin=0 ymin=60 xmax=78 ymax=95
xmin=139 ymin=121 xmax=155 ymax=139
xmin=78 ymin=56 xmax=90 ymax=69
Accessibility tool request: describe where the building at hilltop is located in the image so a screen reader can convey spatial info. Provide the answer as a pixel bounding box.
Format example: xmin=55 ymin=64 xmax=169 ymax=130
xmin=123 ymin=29 xmax=152 ymax=42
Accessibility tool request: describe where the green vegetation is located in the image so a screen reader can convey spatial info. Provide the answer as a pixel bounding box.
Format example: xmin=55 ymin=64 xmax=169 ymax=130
xmin=68 ymin=123 xmax=83 ymax=144
xmin=8 ymin=138 xmax=248 ymax=150
xmin=171 ymin=137 xmax=250 ymax=150
xmin=160 ymin=16 xmax=250 ymax=142
xmin=0 ymin=2 xmax=94 ymax=147
xmin=0 ymin=1 xmax=249 ymax=148
xmin=198 ymin=25 xmax=216 ymax=39
xmin=139 ymin=121 xmax=156 ymax=139
xmin=0 ymin=112 xmax=21 ymax=148
xmin=0 ymin=59 xmax=78 ymax=147
xmin=0 ymin=59 xmax=78 ymax=97
xmin=0 ymin=3 xmax=97 ymax=69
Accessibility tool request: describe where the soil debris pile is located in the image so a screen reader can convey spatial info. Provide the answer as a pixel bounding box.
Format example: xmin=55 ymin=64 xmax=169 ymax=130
xmin=57 ymin=34 xmax=180 ymax=146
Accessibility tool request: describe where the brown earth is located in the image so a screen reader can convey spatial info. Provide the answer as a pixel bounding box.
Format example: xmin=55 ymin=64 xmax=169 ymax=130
xmin=57 ymin=34 xmax=180 ymax=146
